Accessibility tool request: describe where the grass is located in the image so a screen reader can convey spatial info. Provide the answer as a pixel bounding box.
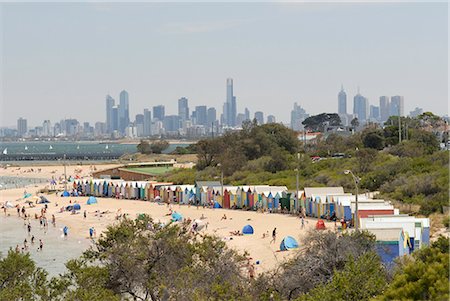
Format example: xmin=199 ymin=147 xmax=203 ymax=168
xmin=126 ymin=166 xmax=174 ymax=175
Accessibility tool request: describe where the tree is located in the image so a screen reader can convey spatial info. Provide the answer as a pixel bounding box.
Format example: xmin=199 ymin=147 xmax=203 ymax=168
xmin=302 ymin=113 xmax=342 ymax=132
xmin=374 ymin=236 xmax=449 ymax=301
xmin=0 ymin=250 xmax=49 ymax=301
xmin=137 ymin=140 xmax=152 ymax=154
xmin=149 ymin=140 xmax=169 ymax=154
xmin=351 ymin=117 xmax=359 ymax=128
xmin=295 ymin=252 xmax=387 ymax=301
xmin=362 ymin=129 xmax=385 ymax=150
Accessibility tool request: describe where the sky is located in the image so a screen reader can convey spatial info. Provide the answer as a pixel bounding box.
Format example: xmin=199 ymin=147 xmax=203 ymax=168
xmin=0 ymin=1 xmax=448 ymax=127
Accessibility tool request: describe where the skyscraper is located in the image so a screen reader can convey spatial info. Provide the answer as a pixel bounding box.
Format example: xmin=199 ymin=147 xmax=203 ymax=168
xmin=135 ymin=114 xmax=144 ymax=137
xmin=254 ymin=111 xmax=264 ymax=125
xmin=119 ymin=90 xmax=130 ymax=133
xmin=207 ymin=107 xmax=217 ymax=126
xmin=290 ymin=103 xmax=309 ymax=131
xmin=111 ymin=106 xmax=119 ymax=132
xmin=153 ymin=105 xmax=165 ymax=121
xmin=105 ymin=95 xmax=115 ymax=133
xmin=195 ymin=106 xmax=207 ymax=126
xmin=178 ymin=97 xmax=189 ymax=121
xmin=338 ymin=85 xmax=347 ymax=115
xmin=143 ymin=109 xmax=152 ymax=137
xmin=17 ymin=118 xmax=27 ymax=137
xmin=244 ymin=108 xmax=250 ymax=121
xmin=353 ymin=92 xmax=369 ymax=122
xmin=390 ymin=96 xmax=404 ymax=117
xmin=163 ymin=115 xmax=181 ymax=132
xmin=369 ymin=105 xmax=380 ymax=121
xmin=223 ymin=78 xmax=237 ymax=126
xmin=379 ymin=96 xmax=390 ymax=123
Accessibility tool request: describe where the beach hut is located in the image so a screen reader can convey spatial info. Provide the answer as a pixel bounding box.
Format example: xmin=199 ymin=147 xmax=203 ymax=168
xmin=171 ymin=212 xmax=183 ymax=222
xmin=242 ymin=224 xmax=254 ymax=235
xmin=86 ymin=196 xmax=98 ymax=205
xmin=280 ymin=236 xmax=299 ymax=251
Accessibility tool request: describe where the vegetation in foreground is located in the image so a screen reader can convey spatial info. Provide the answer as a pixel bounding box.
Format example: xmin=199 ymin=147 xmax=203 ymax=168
xmin=159 ymin=113 xmax=448 ymax=215
xmin=1 ymin=216 xmax=448 ymax=301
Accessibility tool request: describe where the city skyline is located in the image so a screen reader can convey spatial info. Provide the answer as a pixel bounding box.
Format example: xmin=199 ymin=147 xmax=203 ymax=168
xmin=1 ymin=2 xmax=447 ymax=126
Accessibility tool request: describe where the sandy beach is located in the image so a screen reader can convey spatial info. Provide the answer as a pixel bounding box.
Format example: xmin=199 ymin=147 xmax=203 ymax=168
xmin=0 ymin=163 xmax=333 ymax=274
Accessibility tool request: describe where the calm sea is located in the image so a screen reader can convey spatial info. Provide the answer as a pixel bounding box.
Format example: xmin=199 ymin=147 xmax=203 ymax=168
xmin=0 ymin=215 xmax=91 ymax=276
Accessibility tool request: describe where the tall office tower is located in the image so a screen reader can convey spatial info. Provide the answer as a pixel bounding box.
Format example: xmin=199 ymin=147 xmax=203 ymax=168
xmin=42 ymin=120 xmax=52 ymax=136
xmin=178 ymin=97 xmax=189 ymax=121
xmin=17 ymin=118 xmax=27 ymax=137
xmin=153 ymin=105 xmax=165 ymax=121
xmin=223 ymin=78 xmax=237 ymax=126
xmin=390 ymin=95 xmax=404 ymax=117
xmin=338 ymin=85 xmax=347 ymax=114
xmin=244 ymin=107 xmax=250 ymax=121
xmin=353 ymin=92 xmax=369 ymax=122
xmin=195 ymin=106 xmax=207 ymax=126
xmin=236 ymin=113 xmax=246 ymax=127
xmin=111 ymin=106 xmax=119 ymax=132
xmin=290 ymin=102 xmax=309 ymax=131
xmin=143 ymin=109 xmax=152 ymax=137
xmin=409 ymin=107 xmax=423 ymax=118
xmin=207 ymin=107 xmax=217 ymax=126
xmin=267 ymin=115 xmax=276 ymax=124
xmin=369 ymin=105 xmax=380 ymax=121
xmin=163 ymin=115 xmax=181 ymax=132
xmin=118 ymin=90 xmax=130 ymax=133
xmin=379 ymin=96 xmax=390 ymax=123
xmin=135 ymin=114 xmax=145 ymax=137
xmin=254 ymin=111 xmax=264 ymax=125
xmin=105 ymin=95 xmax=115 ymax=133
xmin=94 ymin=122 xmax=106 ymax=136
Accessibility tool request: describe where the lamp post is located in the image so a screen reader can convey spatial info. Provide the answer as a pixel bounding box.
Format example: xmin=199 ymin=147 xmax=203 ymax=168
xmin=296 ymin=152 xmax=300 ymax=213
xmin=344 ymin=170 xmax=360 ymax=231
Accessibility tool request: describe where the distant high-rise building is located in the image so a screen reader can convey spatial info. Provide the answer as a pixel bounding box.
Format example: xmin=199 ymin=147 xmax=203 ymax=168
xmin=17 ymin=118 xmax=27 ymax=136
xmin=254 ymin=111 xmax=264 ymax=125
xmin=119 ymin=90 xmax=130 ymax=133
xmin=244 ymin=108 xmax=250 ymax=121
xmin=195 ymin=106 xmax=207 ymax=126
xmin=353 ymin=92 xmax=369 ymax=122
xmin=236 ymin=113 xmax=246 ymax=127
xmin=379 ymin=96 xmax=390 ymax=123
xmin=163 ymin=115 xmax=181 ymax=132
xmin=267 ymin=115 xmax=276 ymax=124
xmin=135 ymin=114 xmax=144 ymax=137
xmin=369 ymin=105 xmax=380 ymax=121
xmin=409 ymin=107 xmax=423 ymax=118
xmin=223 ymin=78 xmax=237 ymax=126
xmin=178 ymin=97 xmax=189 ymax=121
xmin=143 ymin=109 xmax=152 ymax=137
xmin=105 ymin=95 xmax=115 ymax=133
xmin=111 ymin=106 xmax=119 ymax=132
xmin=290 ymin=103 xmax=309 ymax=131
xmin=338 ymin=85 xmax=347 ymax=115
xmin=42 ymin=120 xmax=52 ymax=137
xmin=207 ymin=107 xmax=217 ymax=126
xmin=153 ymin=105 xmax=165 ymax=121
xmin=390 ymin=95 xmax=404 ymax=117
xmin=94 ymin=122 xmax=106 ymax=136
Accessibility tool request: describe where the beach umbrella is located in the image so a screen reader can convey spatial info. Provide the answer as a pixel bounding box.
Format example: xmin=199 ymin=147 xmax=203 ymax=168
xmin=23 ymin=193 xmax=32 ymax=199
xmin=280 ymin=236 xmax=299 ymax=251
xmin=242 ymin=224 xmax=254 ymax=235
xmin=171 ymin=212 xmax=183 ymax=222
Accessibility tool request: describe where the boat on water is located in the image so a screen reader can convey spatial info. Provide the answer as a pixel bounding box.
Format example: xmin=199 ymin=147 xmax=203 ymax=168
xmin=105 ymin=145 xmax=109 ymax=150
xmin=2 ymin=148 xmax=7 ymax=155
xmin=25 ymin=146 xmax=28 ymax=150
xmin=49 ymin=145 xmax=53 ymax=150
xmin=76 ymin=145 xmax=80 ymax=150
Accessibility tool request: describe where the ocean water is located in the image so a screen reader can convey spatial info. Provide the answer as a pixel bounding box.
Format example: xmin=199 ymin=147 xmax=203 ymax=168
xmin=0 ymin=215 xmax=91 ymax=277
xmin=0 ymin=176 xmax=48 ymax=190
xmin=0 ymin=141 xmax=191 ymax=158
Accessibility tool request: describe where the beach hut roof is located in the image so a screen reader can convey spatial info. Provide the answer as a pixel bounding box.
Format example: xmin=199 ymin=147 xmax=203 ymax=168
xmin=195 ymin=181 xmax=221 ymax=188
xmin=304 ymin=187 xmax=344 ymax=198
xmin=367 ymin=228 xmax=403 ymax=242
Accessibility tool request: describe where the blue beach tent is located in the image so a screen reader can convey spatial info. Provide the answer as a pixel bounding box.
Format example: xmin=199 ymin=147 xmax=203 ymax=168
xmin=38 ymin=196 xmax=50 ymax=204
xmin=242 ymin=224 xmax=254 ymax=235
xmin=86 ymin=196 xmax=98 ymax=205
xmin=213 ymin=201 xmax=222 ymax=208
xmin=62 ymin=191 xmax=70 ymax=197
xmin=280 ymin=236 xmax=299 ymax=251
xmin=171 ymin=212 xmax=183 ymax=222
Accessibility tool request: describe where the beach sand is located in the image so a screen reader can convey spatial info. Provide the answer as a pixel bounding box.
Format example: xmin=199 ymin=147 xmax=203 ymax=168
xmin=0 ymin=163 xmax=334 ymax=274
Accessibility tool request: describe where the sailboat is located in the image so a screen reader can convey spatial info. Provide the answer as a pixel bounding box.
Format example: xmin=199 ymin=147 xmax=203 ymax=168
xmin=105 ymin=145 xmax=109 ymax=150
xmin=2 ymin=148 xmax=7 ymax=155
xmin=76 ymin=145 xmax=80 ymax=150
xmin=25 ymin=146 xmax=28 ymax=150
xmin=49 ymin=145 xmax=53 ymax=150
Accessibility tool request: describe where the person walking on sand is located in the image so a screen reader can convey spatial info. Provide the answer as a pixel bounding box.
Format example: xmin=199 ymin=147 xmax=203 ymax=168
xmin=31 ymin=235 xmax=35 ymax=245
xmin=39 ymin=239 xmax=43 ymax=252
xmin=52 ymin=214 xmax=56 ymax=227
xmin=27 ymin=223 xmax=31 ymax=235
xmin=270 ymin=228 xmax=277 ymax=244
xmin=63 ymin=226 xmax=69 ymax=239
xmin=301 ymin=216 xmax=305 ymax=229
xmin=83 ymin=210 xmax=87 ymax=219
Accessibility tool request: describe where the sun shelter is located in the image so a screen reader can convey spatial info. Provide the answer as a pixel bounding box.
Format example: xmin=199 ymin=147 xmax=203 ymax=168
xmin=242 ymin=224 xmax=254 ymax=235
xmin=87 ymin=196 xmax=98 ymax=205
xmin=280 ymin=236 xmax=299 ymax=251
xmin=316 ymin=219 xmax=326 ymax=230
xmin=37 ymin=196 xmax=50 ymax=204
xmin=23 ymin=193 xmax=32 ymax=199
xmin=213 ymin=201 xmax=222 ymax=208
xmin=66 ymin=203 xmax=81 ymax=211
xmin=4 ymin=201 xmax=14 ymax=208
xmin=171 ymin=212 xmax=183 ymax=222
xmin=62 ymin=191 xmax=70 ymax=197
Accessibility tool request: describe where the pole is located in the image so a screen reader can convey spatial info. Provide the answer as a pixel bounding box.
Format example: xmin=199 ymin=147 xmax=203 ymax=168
xmin=296 ymin=153 xmax=300 ymax=213
xmin=221 ymin=169 xmax=224 ymax=203
xmin=355 ymin=178 xmax=359 ymax=231
xmin=398 ymin=108 xmax=402 ymax=144
xmin=63 ymin=153 xmax=67 ymax=191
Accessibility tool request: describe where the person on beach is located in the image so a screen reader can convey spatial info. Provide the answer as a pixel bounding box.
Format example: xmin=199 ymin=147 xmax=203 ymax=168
xmin=21 ymin=206 xmax=26 ymax=217
xmin=31 ymin=235 xmax=35 ymax=245
xmin=63 ymin=226 xmax=69 ymax=239
xmin=52 ymin=214 xmax=56 ymax=227
xmin=17 ymin=206 xmax=20 ymax=217
xmin=3 ymin=206 xmax=6 ymax=216
xmin=301 ymin=216 xmax=305 ymax=229
xmin=270 ymin=228 xmax=277 ymax=244
xmin=27 ymin=223 xmax=31 ymax=235
xmin=23 ymin=238 xmax=28 ymax=250
xmin=39 ymin=239 xmax=43 ymax=251
xmin=221 ymin=214 xmax=227 ymax=221
xmin=15 ymin=245 xmax=20 ymax=252
xmin=83 ymin=210 xmax=87 ymax=219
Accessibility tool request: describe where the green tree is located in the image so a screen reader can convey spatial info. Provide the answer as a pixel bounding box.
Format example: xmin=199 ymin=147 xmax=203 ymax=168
xmin=150 ymin=140 xmax=170 ymax=154
xmin=296 ymin=252 xmax=387 ymax=301
xmin=302 ymin=113 xmax=342 ymax=132
xmin=362 ymin=129 xmax=385 ymax=150
xmin=0 ymin=250 xmax=49 ymax=301
xmin=137 ymin=139 xmax=152 ymax=154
